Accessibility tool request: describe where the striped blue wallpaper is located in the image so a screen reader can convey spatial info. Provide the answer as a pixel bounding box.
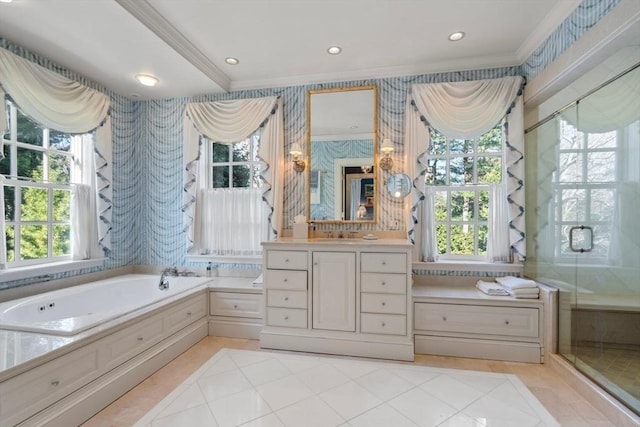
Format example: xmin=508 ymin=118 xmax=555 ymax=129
xmin=0 ymin=0 xmax=623 ymax=288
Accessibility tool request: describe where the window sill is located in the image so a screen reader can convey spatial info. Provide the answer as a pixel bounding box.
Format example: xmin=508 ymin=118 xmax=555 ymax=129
xmin=187 ymin=254 xmax=262 ymax=265
xmin=412 ymin=260 xmax=523 ymax=274
xmin=0 ymin=258 xmax=106 ymax=283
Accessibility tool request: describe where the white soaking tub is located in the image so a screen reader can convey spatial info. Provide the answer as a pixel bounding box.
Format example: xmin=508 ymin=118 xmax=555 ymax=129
xmin=0 ymin=274 xmax=210 ymax=336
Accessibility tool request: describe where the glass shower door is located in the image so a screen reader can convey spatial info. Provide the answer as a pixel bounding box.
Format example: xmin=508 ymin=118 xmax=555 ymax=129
xmin=525 ymin=64 xmax=640 ymax=415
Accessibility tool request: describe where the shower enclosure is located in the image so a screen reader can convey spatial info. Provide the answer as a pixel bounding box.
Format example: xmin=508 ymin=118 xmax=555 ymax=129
xmin=525 ymin=55 xmax=640 ymax=415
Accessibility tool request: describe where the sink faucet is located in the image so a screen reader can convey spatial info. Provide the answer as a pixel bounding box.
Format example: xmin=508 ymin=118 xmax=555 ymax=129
xmin=159 ymin=267 xmax=177 ymax=290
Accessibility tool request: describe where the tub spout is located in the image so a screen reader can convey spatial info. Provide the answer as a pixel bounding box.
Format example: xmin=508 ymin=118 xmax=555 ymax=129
xmin=159 ymin=267 xmax=177 ymax=290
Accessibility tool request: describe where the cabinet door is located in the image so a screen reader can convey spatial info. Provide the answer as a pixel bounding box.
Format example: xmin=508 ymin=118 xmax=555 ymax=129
xmin=312 ymin=251 xmax=356 ymax=331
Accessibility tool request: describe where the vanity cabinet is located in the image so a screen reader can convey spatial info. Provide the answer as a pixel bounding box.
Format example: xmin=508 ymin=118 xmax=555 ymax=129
xmin=261 ymin=238 xmax=414 ymax=361
xmin=312 ymin=251 xmax=356 ymax=332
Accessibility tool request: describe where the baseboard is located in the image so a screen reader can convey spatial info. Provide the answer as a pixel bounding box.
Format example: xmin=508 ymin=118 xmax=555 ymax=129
xmin=415 ymin=334 xmax=543 ymax=363
xmin=209 ymin=318 xmax=262 ymax=340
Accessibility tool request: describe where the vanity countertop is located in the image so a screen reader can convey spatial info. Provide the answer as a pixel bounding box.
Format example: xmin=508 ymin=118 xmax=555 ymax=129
xmin=263 ymin=236 xmax=412 ymax=247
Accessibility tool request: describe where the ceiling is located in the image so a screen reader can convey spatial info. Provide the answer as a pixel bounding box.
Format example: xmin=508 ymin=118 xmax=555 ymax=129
xmin=0 ymin=0 xmax=582 ymax=100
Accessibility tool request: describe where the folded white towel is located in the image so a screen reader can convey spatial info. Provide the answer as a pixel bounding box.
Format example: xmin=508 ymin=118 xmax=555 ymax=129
xmin=476 ymin=280 xmax=510 ymax=296
xmin=511 ymin=293 xmax=539 ymax=299
xmin=510 ymin=288 xmax=539 ymax=296
xmin=495 ymin=276 xmax=537 ymax=290
xmin=252 ymin=273 xmax=264 ymax=285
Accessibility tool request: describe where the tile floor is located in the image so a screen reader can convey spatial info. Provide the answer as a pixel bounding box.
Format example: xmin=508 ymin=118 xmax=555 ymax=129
xmin=132 ymin=348 xmax=559 ymax=427
xmin=82 ymin=337 xmax=619 ymax=427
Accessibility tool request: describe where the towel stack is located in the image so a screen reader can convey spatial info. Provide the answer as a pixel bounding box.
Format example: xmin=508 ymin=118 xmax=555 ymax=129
xmin=476 ymin=280 xmax=510 ymax=296
xmin=496 ymin=276 xmax=539 ymax=299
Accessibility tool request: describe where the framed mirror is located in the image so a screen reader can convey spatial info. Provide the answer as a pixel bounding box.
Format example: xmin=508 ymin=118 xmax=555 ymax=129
xmin=306 ymin=85 xmax=378 ymax=223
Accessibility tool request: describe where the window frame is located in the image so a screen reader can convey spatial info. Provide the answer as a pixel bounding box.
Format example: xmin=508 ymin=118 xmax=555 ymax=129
xmin=2 ymin=102 xmax=76 ymax=267
xmin=205 ymin=132 xmax=263 ymax=190
xmin=425 ymin=124 xmax=505 ymax=261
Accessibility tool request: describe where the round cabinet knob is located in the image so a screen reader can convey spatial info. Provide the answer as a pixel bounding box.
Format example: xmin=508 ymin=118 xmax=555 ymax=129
xmin=381 ymin=301 xmax=386 ymax=306
xmin=284 ymin=316 xmax=289 ymax=320
xmin=283 ymin=278 xmax=288 ymax=282
xmin=381 ymin=322 xmax=386 ymax=327
xmin=233 ymin=304 xmax=239 ymax=309
xmin=187 ymin=311 xmax=192 ymax=316
xmin=382 ymin=261 xmax=387 ymax=265
xmin=137 ymin=336 xmax=144 ymax=341
xmin=381 ymin=282 xmax=386 ymax=286
xmin=51 ymin=380 xmax=60 ymax=387
xmin=284 ymin=296 xmax=289 ymax=301
xmin=285 ymin=258 xmax=289 ymax=262
xmin=505 ymin=320 xmax=510 ymax=325
xmin=442 ymin=316 xmax=447 ymax=321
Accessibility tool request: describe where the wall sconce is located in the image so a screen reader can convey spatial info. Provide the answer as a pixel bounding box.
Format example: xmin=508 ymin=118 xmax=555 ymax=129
xmin=290 ymin=143 xmax=306 ymax=172
xmin=379 ymin=138 xmax=394 ymax=170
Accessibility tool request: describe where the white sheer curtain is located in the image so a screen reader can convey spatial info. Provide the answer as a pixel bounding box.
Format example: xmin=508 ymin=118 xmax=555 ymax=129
xmin=421 ymin=187 xmax=438 ymax=262
xmin=183 ymin=96 xmax=284 ymax=254
xmin=350 ymin=178 xmax=361 ymax=220
xmin=197 ymin=188 xmax=268 ymax=256
xmin=0 ymin=47 xmax=112 ymax=260
xmin=488 ymin=183 xmax=511 ymax=262
xmin=405 ymin=76 xmax=525 ymax=261
xmin=70 ymin=135 xmax=102 ymax=260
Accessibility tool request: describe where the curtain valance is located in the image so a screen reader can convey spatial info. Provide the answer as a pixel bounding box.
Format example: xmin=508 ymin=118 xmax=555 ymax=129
xmin=185 ymin=97 xmax=277 ymax=143
xmin=411 ymin=76 xmax=524 ymax=140
xmin=0 ymin=48 xmax=110 ymax=134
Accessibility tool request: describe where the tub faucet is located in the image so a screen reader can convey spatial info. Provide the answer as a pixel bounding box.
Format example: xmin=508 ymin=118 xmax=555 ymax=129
xmin=159 ymin=267 xmax=177 ymax=290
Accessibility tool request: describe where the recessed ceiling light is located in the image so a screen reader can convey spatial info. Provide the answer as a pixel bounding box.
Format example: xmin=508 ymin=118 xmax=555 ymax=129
xmin=134 ymin=73 xmax=159 ymax=87
xmin=327 ymin=46 xmax=342 ymax=55
xmin=225 ymin=57 xmax=239 ymax=65
xmin=448 ymin=32 xmax=465 ymax=42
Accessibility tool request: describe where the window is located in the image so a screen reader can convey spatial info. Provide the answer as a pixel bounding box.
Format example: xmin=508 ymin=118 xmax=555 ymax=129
xmin=196 ymin=132 xmax=268 ymax=258
xmin=1 ymin=102 xmax=80 ymax=266
xmin=208 ymin=132 xmax=263 ymax=188
xmin=554 ymin=119 xmax=617 ymax=261
xmin=425 ymin=123 xmax=503 ymax=259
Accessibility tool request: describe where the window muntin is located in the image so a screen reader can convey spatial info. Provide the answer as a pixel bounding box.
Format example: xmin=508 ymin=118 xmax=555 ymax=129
xmin=1 ymin=102 xmax=76 ymax=266
xmin=554 ymin=120 xmax=617 ymax=260
xmin=426 ymin=124 xmax=503 ymax=259
xmin=207 ymin=132 xmax=263 ymax=189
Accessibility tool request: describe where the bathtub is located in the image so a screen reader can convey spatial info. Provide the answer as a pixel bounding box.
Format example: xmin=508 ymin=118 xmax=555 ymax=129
xmin=0 ymin=274 xmax=211 ymax=336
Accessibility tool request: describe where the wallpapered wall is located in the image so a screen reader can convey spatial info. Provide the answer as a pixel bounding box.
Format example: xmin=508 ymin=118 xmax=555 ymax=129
xmin=0 ymin=0 xmax=621 ymax=288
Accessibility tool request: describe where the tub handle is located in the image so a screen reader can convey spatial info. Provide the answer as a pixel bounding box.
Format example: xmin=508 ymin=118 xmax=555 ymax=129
xmin=51 ymin=380 xmax=60 ymax=387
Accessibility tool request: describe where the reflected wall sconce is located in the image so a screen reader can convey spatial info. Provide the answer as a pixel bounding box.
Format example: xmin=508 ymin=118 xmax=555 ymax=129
xmin=290 ymin=143 xmax=306 ymax=172
xmin=379 ymin=138 xmax=394 ymax=170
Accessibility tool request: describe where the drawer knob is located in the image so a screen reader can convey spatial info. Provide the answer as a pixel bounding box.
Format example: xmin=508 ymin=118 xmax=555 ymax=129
xmin=51 ymin=380 xmax=60 ymax=387
xmin=285 ymin=258 xmax=289 ymax=262
xmin=381 ymin=281 xmax=386 ymax=286
xmin=505 ymin=320 xmax=510 ymax=325
xmin=381 ymin=302 xmax=386 ymax=306
xmin=284 ymin=316 xmax=289 ymax=320
xmin=442 ymin=316 xmax=447 ymax=321
xmin=137 ymin=336 xmax=144 ymax=341
xmin=187 ymin=311 xmax=192 ymax=316
xmin=284 ymin=296 xmax=289 ymax=301
xmin=382 ymin=261 xmax=387 ymax=265
xmin=381 ymin=322 xmax=386 ymax=327
xmin=284 ymin=278 xmax=288 ymax=282
xmin=233 ymin=304 xmax=239 ymax=309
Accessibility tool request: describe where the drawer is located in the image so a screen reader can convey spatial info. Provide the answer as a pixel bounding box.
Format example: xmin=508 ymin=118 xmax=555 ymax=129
xmin=414 ymin=303 xmax=539 ymax=338
xmin=267 ymin=289 xmax=307 ymax=309
xmin=164 ymin=294 xmax=207 ymax=336
xmin=265 ymin=269 xmax=307 ymax=290
xmin=361 ymin=272 xmax=406 ymax=294
xmin=361 ymin=313 xmax=406 ymax=335
xmin=361 ymin=293 xmax=406 ymax=315
xmin=266 ymin=307 xmax=307 ymax=328
xmin=361 ymin=252 xmax=407 ymax=274
xmin=210 ymin=292 xmax=262 ymax=318
xmin=103 ymin=314 xmax=164 ymax=370
xmin=266 ymin=250 xmax=307 ymax=270
xmin=0 ymin=343 xmax=101 ymax=425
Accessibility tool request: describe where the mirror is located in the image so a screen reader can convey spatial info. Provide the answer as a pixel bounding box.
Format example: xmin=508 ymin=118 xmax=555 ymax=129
xmin=386 ymin=173 xmax=412 ymax=199
xmin=306 ymin=85 xmax=378 ymax=222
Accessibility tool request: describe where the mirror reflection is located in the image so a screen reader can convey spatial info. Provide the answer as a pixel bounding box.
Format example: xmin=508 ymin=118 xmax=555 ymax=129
xmin=307 ymin=85 xmax=377 ymax=222
xmin=387 ymin=173 xmax=412 ymax=199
